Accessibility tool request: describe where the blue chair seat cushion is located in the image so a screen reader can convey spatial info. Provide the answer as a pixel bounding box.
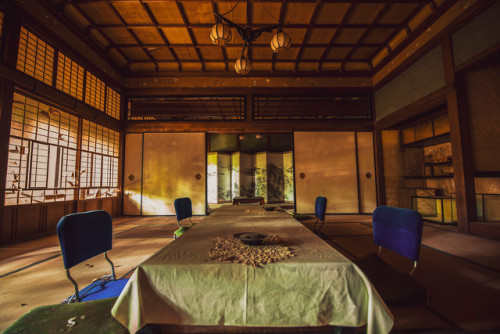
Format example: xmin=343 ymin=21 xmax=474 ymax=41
xmin=64 ymin=279 xmax=129 ymax=303
xmin=355 ymin=253 xmax=427 ymax=306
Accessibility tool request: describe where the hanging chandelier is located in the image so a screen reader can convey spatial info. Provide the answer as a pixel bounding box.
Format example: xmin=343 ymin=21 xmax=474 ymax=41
xmin=211 ymin=7 xmax=291 ymax=75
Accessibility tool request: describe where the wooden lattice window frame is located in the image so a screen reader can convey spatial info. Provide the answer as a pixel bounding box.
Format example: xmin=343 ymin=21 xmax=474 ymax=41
xmin=84 ymin=71 xmax=106 ymax=112
xmin=56 ymin=52 xmax=85 ymax=101
xmin=80 ymin=119 xmax=119 ymax=199
xmin=106 ymin=87 xmax=121 ymax=120
xmin=17 ymin=27 xmax=54 ymax=86
xmin=5 ymin=93 xmax=79 ymax=205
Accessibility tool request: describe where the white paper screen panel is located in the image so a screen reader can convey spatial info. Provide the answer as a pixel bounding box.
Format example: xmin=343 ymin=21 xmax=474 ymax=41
xmin=294 ymin=132 xmax=358 ymax=214
xmin=142 ymin=133 xmax=206 ymax=215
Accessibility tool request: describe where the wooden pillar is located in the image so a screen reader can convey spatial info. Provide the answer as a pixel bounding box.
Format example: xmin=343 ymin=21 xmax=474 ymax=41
xmin=0 ymin=9 xmax=21 ymax=244
xmin=374 ymin=128 xmax=386 ymax=206
xmin=442 ymin=35 xmax=476 ymax=233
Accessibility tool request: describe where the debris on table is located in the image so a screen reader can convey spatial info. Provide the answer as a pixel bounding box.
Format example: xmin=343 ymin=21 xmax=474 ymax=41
xmin=209 ymin=235 xmax=294 ymax=267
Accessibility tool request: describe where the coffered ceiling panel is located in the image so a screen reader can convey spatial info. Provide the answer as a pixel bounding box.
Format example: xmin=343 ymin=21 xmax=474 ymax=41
xmin=48 ymin=0 xmax=452 ymax=77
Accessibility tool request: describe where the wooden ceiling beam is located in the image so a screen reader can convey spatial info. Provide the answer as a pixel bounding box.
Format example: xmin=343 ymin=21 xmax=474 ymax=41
xmin=342 ymin=1 xmax=392 ymax=71
xmin=90 ymin=23 xmax=402 ymax=29
xmin=211 ymin=1 xmax=229 ymax=72
xmin=271 ymin=0 xmax=287 ymax=73
xmin=107 ymin=1 xmax=159 ymax=72
xmin=139 ymin=0 xmax=182 ymax=72
xmin=318 ymin=0 xmax=358 ymax=72
xmin=294 ymin=0 xmax=323 ymax=72
xmin=367 ymin=1 xmax=425 ymax=68
xmin=71 ymin=0 xmax=423 ymax=4
xmin=114 ymin=42 xmax=381 ymax=48
xmin=71 ymin=2 xmax=131 ymax=69
xmin=129 ymin=58 xmax=369 ymax=63
xmin=175 ymin=0 xmax=205 ymax=72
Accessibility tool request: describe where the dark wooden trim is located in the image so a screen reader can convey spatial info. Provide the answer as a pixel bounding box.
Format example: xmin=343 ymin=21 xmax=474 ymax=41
xmin=0 ymin=80 xmax=15 ymax=245
xmin=3 ymin=0 xmax=124 ymax=89
xmin=373 ymin=129 xmax=386 ymax=206
xmin=454 ymin=43 xmax=500 ymax=74
xmin=469 ymin=222 xmax=500 ymax=241
xmin=125 ymin=119 xmax=374 ymax=133
xmin=447 ymin=87 xmax=476 ymax=234
xmin=0 ymin=64 xmax=123 ymax=132
xmin=0 ymin=7 xmax=22 ymax=68
xmin=125 ymin=70 xmax=373 ymax=79
xmin=373 ymin=0 xmax=497 ymax=90
xmin=442 ymin=34 xmax=455 ymax=85
xmin=375 ymin=84 xmax=453 ymax=130
xmin=125 ymin=87 xmax=372 ymax=96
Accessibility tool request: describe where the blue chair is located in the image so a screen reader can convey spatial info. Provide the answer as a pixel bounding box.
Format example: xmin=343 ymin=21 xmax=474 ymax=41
xmin=174 ymin=197 xmax=195 ymax=239
xmin=57 ymin=210 xmax=128 ymax=303
xmin=356 ymin=206 xmax=427 ymax=306
xmin=313 ymin=196 xmax=327 ymax=234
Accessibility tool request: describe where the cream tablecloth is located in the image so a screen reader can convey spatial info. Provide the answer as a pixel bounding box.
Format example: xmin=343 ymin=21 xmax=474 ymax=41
xmin=111 ymin=206 xmax=393 ymax=333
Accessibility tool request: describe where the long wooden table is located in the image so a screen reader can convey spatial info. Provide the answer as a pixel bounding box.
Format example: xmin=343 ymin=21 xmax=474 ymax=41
xmin=111 ymin=206 xmax=393 ymax=333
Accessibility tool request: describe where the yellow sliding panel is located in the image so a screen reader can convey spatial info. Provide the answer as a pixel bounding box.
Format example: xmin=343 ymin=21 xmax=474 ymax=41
xmin=295 ymin=132 xmax=358 ymax=214
xmin=142 ymin=133 xmax=206 ymax=215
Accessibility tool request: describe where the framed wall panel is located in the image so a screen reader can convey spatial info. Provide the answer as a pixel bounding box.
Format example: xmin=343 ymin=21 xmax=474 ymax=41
xmin=356 ymin=132 xmax=377 ymax=213
xmin=123 ymin=133 xmax=143 ymax=215
xmin=294 ymin=132 xmax=358 ymax=214
xmin=142 ymin=133 xmax=205 ymax=215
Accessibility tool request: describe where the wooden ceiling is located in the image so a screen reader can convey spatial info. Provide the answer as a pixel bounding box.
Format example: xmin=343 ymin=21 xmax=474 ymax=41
xmin=44 ymin=0 xmax=450 ymax=77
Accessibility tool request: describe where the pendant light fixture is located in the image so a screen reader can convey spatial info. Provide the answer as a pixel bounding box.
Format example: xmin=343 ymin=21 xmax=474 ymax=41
xmin=211 ymin=3 xmax=291 ymax=75
xmin=210 ymin=22 xmax=232 ymax=46
xmin=271 ymin=31 xmax=292 ymax=54
xmin=235 ymin=43 xmax=252 ymax=75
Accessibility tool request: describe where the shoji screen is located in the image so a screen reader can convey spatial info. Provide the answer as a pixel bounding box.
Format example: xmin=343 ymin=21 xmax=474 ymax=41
xmin=294 ymin=132 xmax=359 ymax=214
xmin=142 ymin=133 xmax=205 ymax=215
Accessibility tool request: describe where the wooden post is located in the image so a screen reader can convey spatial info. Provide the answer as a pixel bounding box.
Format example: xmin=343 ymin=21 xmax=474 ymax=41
xmin=442 ymin=35 xmax=476 ymax=233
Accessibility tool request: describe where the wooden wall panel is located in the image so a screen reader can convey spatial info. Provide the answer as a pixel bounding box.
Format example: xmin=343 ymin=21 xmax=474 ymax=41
xmin=45 ymin=202 xmax=67 ymax=232
xmin=465 ymin=60 xmax=500 ymax=172
xmin=16 ymin=205 xmax=42 ymax=238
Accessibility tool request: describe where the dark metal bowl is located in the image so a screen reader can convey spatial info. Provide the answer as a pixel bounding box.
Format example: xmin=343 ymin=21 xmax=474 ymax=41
xmin=234 ymin=232 xmax=270 ymax=246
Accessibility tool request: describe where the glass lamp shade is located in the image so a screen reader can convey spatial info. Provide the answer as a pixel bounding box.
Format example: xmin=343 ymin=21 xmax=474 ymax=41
xmin=235 ymin=57 xmax=252 ymax=74
xmin=270 ymin=31 xmax=292 ymax=54
xmin=210 ymin=23 xmax=232 ymax=46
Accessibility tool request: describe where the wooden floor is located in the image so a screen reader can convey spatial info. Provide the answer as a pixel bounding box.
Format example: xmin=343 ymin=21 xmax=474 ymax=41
xmin=1 ymin=211 xmax=499 ymax=333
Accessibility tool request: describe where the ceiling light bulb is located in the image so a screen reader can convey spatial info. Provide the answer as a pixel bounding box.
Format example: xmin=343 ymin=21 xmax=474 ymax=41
xmin=270 ymin=31 xmax=292 ymax=54
xmin=210 ymin=23 xmax=232 ymax=46
xmin=235 ymin=57 xmax=252 ymax=74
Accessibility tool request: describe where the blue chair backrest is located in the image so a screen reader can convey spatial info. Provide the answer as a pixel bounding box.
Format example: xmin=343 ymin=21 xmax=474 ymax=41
xmin=372 ymin=206 xmax=423 ymax=262
xmin=174 ymin=197 xmax=192 ymax=222
xmin=57 ymin=210 xmax=113 ymax=269
xmin=315 ymin=196 xmax=327 ymax=221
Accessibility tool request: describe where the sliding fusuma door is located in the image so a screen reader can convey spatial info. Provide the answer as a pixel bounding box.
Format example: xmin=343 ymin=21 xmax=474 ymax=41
xmin=294 ymin=132 xmax=376 ymax=214
xmin=123 ymin=133 xmax=206 ymax=215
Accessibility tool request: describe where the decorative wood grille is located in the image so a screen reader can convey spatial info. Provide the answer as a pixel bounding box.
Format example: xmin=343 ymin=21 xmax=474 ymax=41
xmin=5 ymin=93 xmax=119 ymax=205
xmin=17 ymin=27 xmax=54 ymax=86
xmin=56 ymin=51 xmax=84 ymax=101
xmin=106 ymin=87 xmax=121 ymax=120
xmin=6 ymin=93 xmax=79 ymax=205
xmin=84 ymin=71 xmax=106 ymax=112
xmin=80 ymin=119 xmax=119 ymax=199
xmin=128 ymin=96 xmax=245 ymax=121
xmin=253 ymin=96 xmax=372 ymax=120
